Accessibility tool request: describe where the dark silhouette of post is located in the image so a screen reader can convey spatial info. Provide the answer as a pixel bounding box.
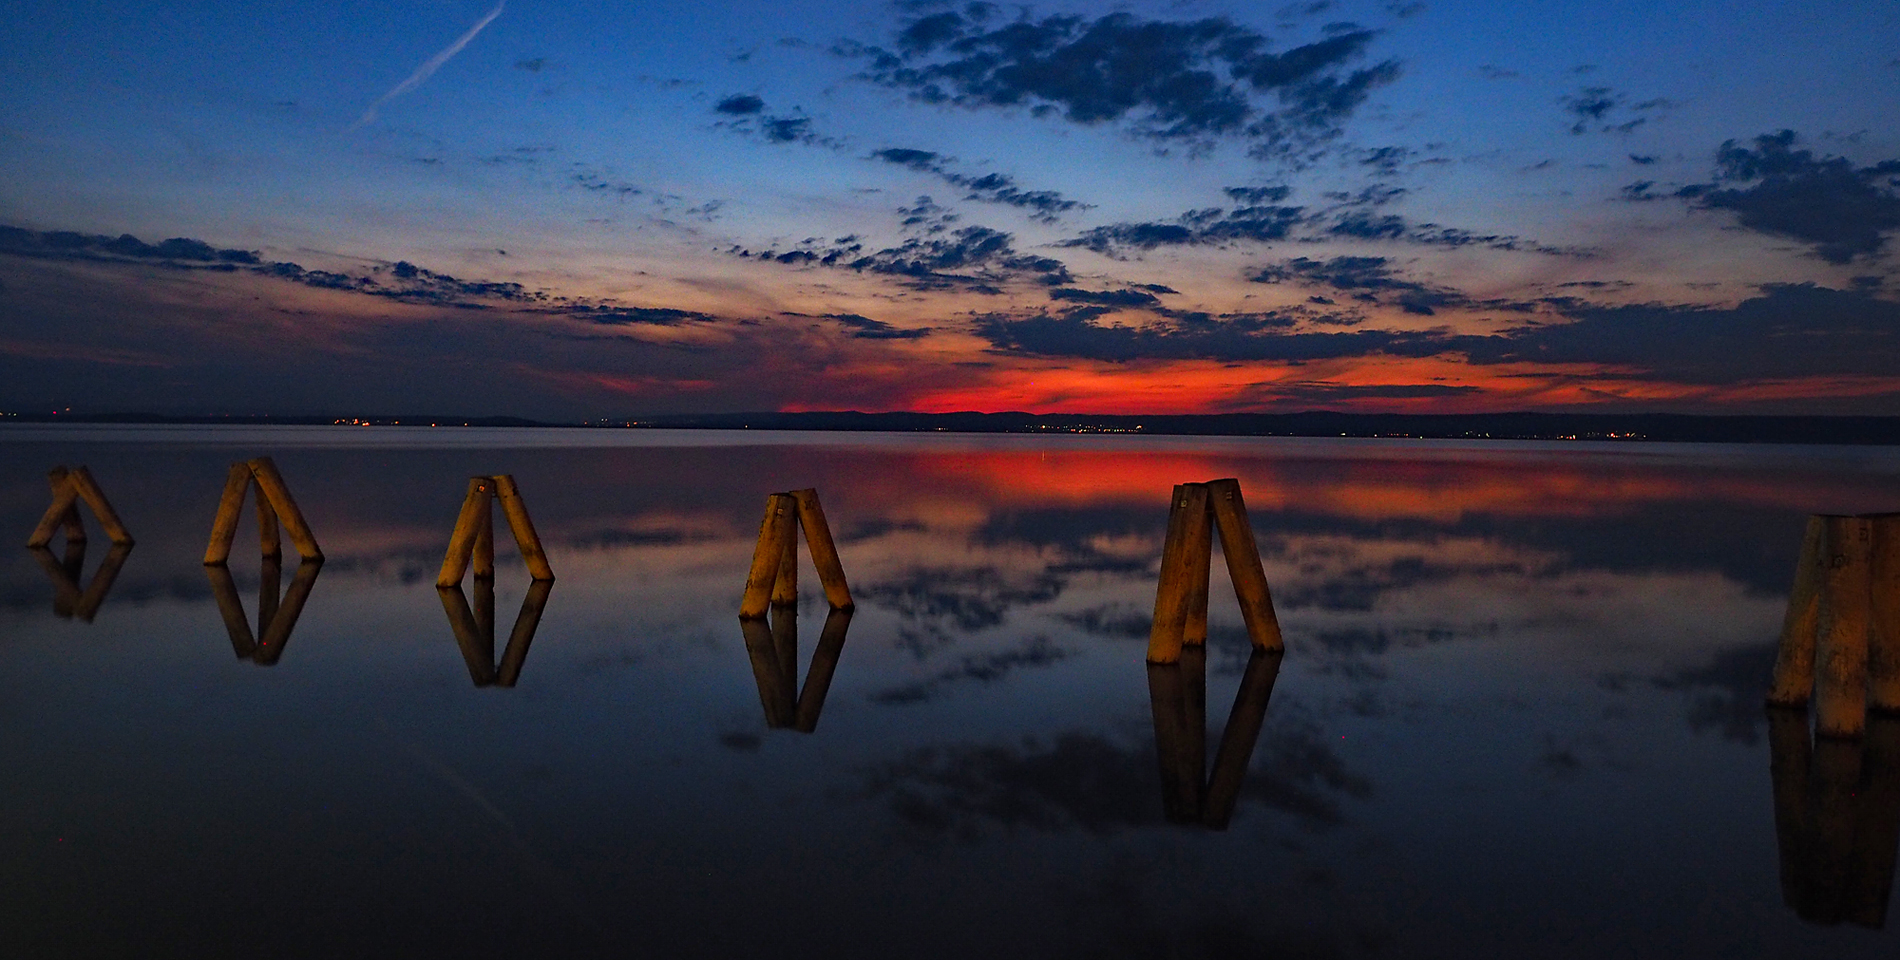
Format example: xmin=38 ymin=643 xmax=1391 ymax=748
xmin=740 ymin=604 xmax=854 ymax=733
xmin=27 ymin=466 xmax=133 ymax=548
xmin=1768 ymin=708 xmax=1900 ymax=928
xmin=1149 ymin=478 xmax=1283 ymax=664
xmin=739 ymin=488 xmax=853 ymax=619
xmin=438 ymin=578 xmax=553 ymax=687
xmin=1148 ymin=645 xmax=1284 ymax=830
xmin=438 ymin=475 xmax=554 ymax=587
xmin=205 ymin=559 xmax=323 ymax=665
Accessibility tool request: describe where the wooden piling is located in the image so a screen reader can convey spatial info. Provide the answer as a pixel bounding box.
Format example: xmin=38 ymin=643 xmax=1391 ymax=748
xmin=493 ymin=475 xmax=554 ymax=582
xmin=1816 ymin=515 xmax=1874 ymax=738
xmin=1850 ymin=715 xmax=1900 ymax=927
xmin=771 ymin=604 xmax=800 ymax=707
xmin=247 ymin=458 xmax=321 ymax=561
xmin=438 ymin=478 xmax=492 ymax=587
xmin=439 ymin=585 xmax=496 ymax=686
xmin=741 ymin=616 xmax=796 ymax=727
xmin=1147 ymin=483 xmax=1209 ymax=664
xmin=26 ymin=468 xmax=82 ymax=549
xmin=1207 ymin=478 xmax=1284 ymax=653
xmin=473 ymin=496 xmax=496 ymax=580
xmin=28 ymin=546 xmax=82 ymax=618
xmin=258 ymin=554 xmax=282 ymax=635
xmin=252 ymin=560 xmax=321 ymax=666
xmin=1767 ymin=705 xmax=1814 ymax=911
xmin=772 ymin=503 xmax=799 ymax=606
xmin=1146 ymin=657 xmax=1198 ymax=823
xmin=1769 ymin=516 xmax=1828 ymax=707
xmin=740 ymin=494 xmax=797 ymax=619
xmin=51 ymin=469 xmax=86 ymax=545
xmin=66 ymin=467 xmax=132 ymax=545
xmin=206 ymin=564 xmax=257 ymax=659
xmin=204 ymin=463 xmax=253 ymax=565
xmin=790 ymin=489 xmax=853 ymax=611
xmin=1870 ymin=514 xmax=1900 ymax=713
xmin=257 ymin=494 xmax=281 ymax=560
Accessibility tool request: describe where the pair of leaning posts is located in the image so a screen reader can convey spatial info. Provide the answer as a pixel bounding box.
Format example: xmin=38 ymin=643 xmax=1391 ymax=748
xmin=1770 ymin=514 xmax=1900 ymax=738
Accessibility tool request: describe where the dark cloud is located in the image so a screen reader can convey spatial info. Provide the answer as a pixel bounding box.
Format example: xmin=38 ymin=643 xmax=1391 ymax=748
xmin=1049 ymin=287 xmax=1162 ymax=308
xmin=851 ymin=10 xmax=1398 ymax=153
xmin=0 ymin=226 xmax=260 ymax=267
xmin=740 ymin=215 xmax=1073 ymax=292
xmin=825 ymin=312 xmax=931 ymax=339
xmin=1270 ymin=382 xmax=1479 ymax=402
xmin=1253 ymin=255 xmax=1466 ymax=315
xmin=869 ymin=147 xmax=1084 ymax=221
xmin=714 ymin=93 xmax=765 ymax=115
xmin=1064 ymin=203 xmax=1310 ymax=255
xmin=514 ymin=57 xmax=548 ymax=72
xmin=1629 ymin=153 xmax=1657 ymax=165
xmin=972 ymin=309 xmax=1455 ymax=363
xmin=1663 ymin=130 xmax=1900 ymax=263
xmin=1560 ymin=86 xmax=1673 ymax=135
xmin=859 ymin=566 xmax=1067 ymax=636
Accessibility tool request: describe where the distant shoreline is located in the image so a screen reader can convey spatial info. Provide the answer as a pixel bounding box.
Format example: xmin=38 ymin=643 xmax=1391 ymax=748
xmin=4 ymin=410 xmax=1900 ymax=446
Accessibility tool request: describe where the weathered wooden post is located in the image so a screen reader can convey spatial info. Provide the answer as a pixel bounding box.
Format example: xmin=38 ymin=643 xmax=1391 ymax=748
xmin=1769 ymin=517 xmax=1828 ymax=707
xmin=439 ymin=575 xmax=554 ymax=688
xmin=1768 ymin=513 xmax=1900 ymax=738
xmin=1203 ymin=648 xmax=1285 ymax=829
xmin=1870 ymin=514 xmax=1900 ymax=713
xmin=1816 ymin=516 xmax=1875 ymax=738
xmin=1766 ymin=705 xmax=1900 ymax=929
xmin=437 ymin=475 xmax=554 ymax=587
xmin=739 ymin=488 xmax=853 ymax=618
xmin=204 ymin=457 xmax=322 ymax=564
xmin=1148 ymin=478 xmax=1283 ymax=664
xmin=27 ymin=465 xmax=134 ymax=548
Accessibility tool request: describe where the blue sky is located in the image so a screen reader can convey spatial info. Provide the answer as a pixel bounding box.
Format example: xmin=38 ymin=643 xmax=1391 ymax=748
xmin=3 ymin=0 xmax=1898 ymax=416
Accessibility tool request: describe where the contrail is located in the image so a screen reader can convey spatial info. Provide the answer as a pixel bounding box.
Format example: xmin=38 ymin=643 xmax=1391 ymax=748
xmin=356 ymin=0 xmax=506 ymax=127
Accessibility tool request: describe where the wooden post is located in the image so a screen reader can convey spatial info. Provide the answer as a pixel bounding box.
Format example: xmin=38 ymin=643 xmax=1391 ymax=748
xmin=26 ymin=468 xmax=82 ymax=549
xmin=252 ymin=560 xmax=321 ymax=666
xmin=1767 ymin=705 xmax=1813 ymax=912
xmin=772 ymin=500 xmax=799 ymax=606
xmin=1204 ymin=648 xmax=1285 ymax=829
xmin=741 ymin=616 xmax=795 ymax=727
xmin=28 ymin=546 xmax=82 ymax=618
xmin=493 ymin=475 xmax=554 ymax=581
xmin=204 ymin=462 xmax=253 ymax=565
xmin=258 ymin=554 xmax=282 ymax=636
xmin=247 ymin=458 xmax=321 ymax=561
xmin=473 ymin=499 xmax=496 ymax=580
xmin=66 ymin=467 xmax=132 ymax=545
xmin=1207 ymin=478 xmax=1284 ymax=653
xmin=771 ymin=603 xmax=800 ymax=709
xmin=72 ymin=543 xmax=131 ymax=623
xmin=1816 ymin=515 xmax=1874 ymax=738
xmin=1147 ymin=483 xmax=1208 ymax=664
xmin=789 ymin=489 xmax=852 ymax=611
xmin=1184 ymin=494 xmax=1213 ymax=646
xmin=50 ymin=469 xmax=86 ymax=545
xmin=794 ymin=609 xmax=853 ymax=732
xmin=439 ymin=478 xmax=492 ymax=587
xmin=439 ymin=585 xmax=496 ymax=686
xmin=1870 ymin=514 xmax=1900 ymax=713
xmin=496 ymin=579 xmax=553 ymax=687
xmin=1769 ymin=516 xmax=1828 ymax=707
xmin=1146 ymin=657 xmax=1198 ymax=823
xmin=740 ymin=494 xmax=796 ymax=619
xmin=1808 ymin=737 xmax=1863 ymax=921
xmin=257 ymin=494 xmax=281 ymax=560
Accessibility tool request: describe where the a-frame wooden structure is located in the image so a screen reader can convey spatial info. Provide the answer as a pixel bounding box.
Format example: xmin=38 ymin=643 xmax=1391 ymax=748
xmin=204 ymin=457 xmax=323 ymax=564
xmin=1147 ymin=478 xmax=1283 ymax=664
xmin=740 ymin=606 xmax=853 ymax=732
xmin=739 ymin=488 xmax=852 ymax=619
xmin=1149 ymin=645 xmax=1284 ymax=829
xmin=437 ymin=475 xmax=554 ymax=587
xmin=27 ymin=465 xmax=133 ymax=548
xmin=438 ymin=578 xmax=553 ymax=687
xmin=206 ymin=558 xmax=323 ymax=666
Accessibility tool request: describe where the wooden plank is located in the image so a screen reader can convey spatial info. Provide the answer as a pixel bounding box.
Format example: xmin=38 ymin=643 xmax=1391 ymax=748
xmin=1207 ymin=478 xmax=1284 ymax=653
xmin=203 ymin=463 xmax=253 ymax=565
xmin=772 ymin=499 xmax=799 ymax=606
xmin=1184 ymin=495 xmax=1212 ymax=646
xmin=1204 ymin=649 xmax=1284 ymax=829
xmin=253 ymin=559 xmax=322 ymax=666
xmin=437 ymin=585 xmax=495 ymax=686
xmin=248 ymin=457 xmax=322 ymax=561
xmin=794 ymin=609 xmax=852 ymax=732
xmin=497 ymin=579 xmax=553 ymax=687
xmin=68 ymin=467 xmax=133 ymax=545
xmin=1815 ymin=515 xmax=1873 ymax=738
xmin=72 ymin=543 xmax=131 ymax=623
xmin=1146 ymin=484 xmax=1205 ymax=664
xmin=493 ymin=475 xmax=554 ymax=581
xmin=257 ymin=491 xmax=280 ymax=560
xmin=27 ymin=469 xmax=81 ymax=548
xmin=740 ymin=493 xmax=795 ymax=619
xmin=789 ymin=489 xmax=853 ymax=611
xmin=1769 ymin=516 xmax=1828 ymax=707
xmin=204 ymin=563 xmax=257 ymax=658
xmin=1869 ymin=513 xmax=1900 ymax=713
xmin=472 ymin=488 xmax=496 ymax=580
xmin=437 ymin=478 xmax=491 ymax=587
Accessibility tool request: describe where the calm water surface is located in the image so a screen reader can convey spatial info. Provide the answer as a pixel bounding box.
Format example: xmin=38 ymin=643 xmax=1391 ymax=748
xmin=4 ymin=425 xmax=1899 ymax=958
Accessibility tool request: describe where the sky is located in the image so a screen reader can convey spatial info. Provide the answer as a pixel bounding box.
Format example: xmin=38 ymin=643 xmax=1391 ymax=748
xmin=2 ymin=0 xmax=1898 ymax=418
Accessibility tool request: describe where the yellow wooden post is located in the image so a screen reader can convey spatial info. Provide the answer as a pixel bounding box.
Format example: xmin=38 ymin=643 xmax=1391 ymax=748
xmin=247 ymin=458 xmax=321 ymax=561
xmin=1207 ymin=478 xmax=1284 ymax=653
xmin=772 ymin=499 xmax=799 ymax=606
xmin=789 ymin=489 xmax=853 ymax=611
xmin=438 ymin=584 xmax=496 ymax=686
xmin=204 ymin=462 xmax=253 ymax=565
xmin=1769 ymin=516 xmax=1828 ymax=707
xmin=493 ymin=475 xmax=554 ymax=581
xmin=740 ymin=494 xmax=796 ymax=619
xmin=473 ymin=492 xmax=496 ymax=580
xmin=27 ymin=469 xmax=82 ymax=549
xmin=1869 ymin=513 xmax=1900 ymax=713
xmin=1816 ymin=515 xmax=1874 ymax=738
xmin=438 ymin=478 xmax=491 ymax=587
xmin=1183 ymin=494 xmax=1213 ymax=646
xmin=1146 ymin=483 xmax=1207 ymax=664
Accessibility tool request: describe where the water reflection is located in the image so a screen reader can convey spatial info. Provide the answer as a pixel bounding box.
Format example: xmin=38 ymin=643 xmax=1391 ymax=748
xmin=1149 ymin=646 xmax=1285 ymax=829
xmin=1768 ymin=708 xmax=1900 ymax=928
xmin=437 ymin=579 xmax=553 ymax=687
xmin=27 ymin=540 xmax=133 ymax=622
xmin=205 ymin=558 xmax=323 ymax=665
xmin=739 ymin=605 xmax=853 ymax=732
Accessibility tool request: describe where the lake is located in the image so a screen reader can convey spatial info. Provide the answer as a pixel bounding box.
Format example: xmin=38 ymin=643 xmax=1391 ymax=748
xmin=4 ymin=424 xmax=1899 ymax=958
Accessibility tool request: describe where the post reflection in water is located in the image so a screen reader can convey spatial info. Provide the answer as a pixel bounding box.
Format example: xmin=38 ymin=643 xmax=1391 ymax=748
xmin=740 ymin=605 xmax=853 ymax=733
xmin=436 ymin=579 xmax=554 ymax=687
xmin=27 ymin=540 xmax=133 ymax=622
xmin=1768 ymin=708 xmax=1900 ymax=928
xmin=1148 ymin=646 xmax=1283 ymax=830
xmin=205 ymin=558 xmax=323 ymax=666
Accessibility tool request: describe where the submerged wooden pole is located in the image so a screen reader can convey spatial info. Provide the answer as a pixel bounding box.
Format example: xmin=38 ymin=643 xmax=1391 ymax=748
xmin=1816 ymin=515 xmax=1874 ymax=738
xmin=1147 ymin=483 xmax=1208 ymax=664
xmin=740 ymin=494 xmax=797 ymax=619
xmin=247 ymin=458 xmax=321 ymax=561
xmin=1207 ymin=478 xmax=1284 ymax=653
xmin=740 ymin=616 xmax=795 ymax=727
xmin=1870 ymin=514 xmax=1900 ymax=714
xmin=493 ymin=475 xmax=554 ymax=581
xmin=27 ymin=468 xmax=82 ymax=549
xmin=1769 ymin=516 xmax=1828 ymax=707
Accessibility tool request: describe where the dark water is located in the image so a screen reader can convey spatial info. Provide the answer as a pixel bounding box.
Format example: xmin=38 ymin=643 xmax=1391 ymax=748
xmin=3 ymin=425 xmax=1899 ymax=958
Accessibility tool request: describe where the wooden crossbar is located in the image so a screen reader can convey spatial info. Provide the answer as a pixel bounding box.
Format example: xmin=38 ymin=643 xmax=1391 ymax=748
xmin=1147 ymin=478 xmax=1284 ymax=664
xmin=204 ymin=457 xmax=322 ymax=564
xmin=27 ymin=465 xmax=134 ymax=548
xmin=739 ymin=488 xmax=853 ymax=619
xmin=437 ymin=475 xmax=554 ymax=587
